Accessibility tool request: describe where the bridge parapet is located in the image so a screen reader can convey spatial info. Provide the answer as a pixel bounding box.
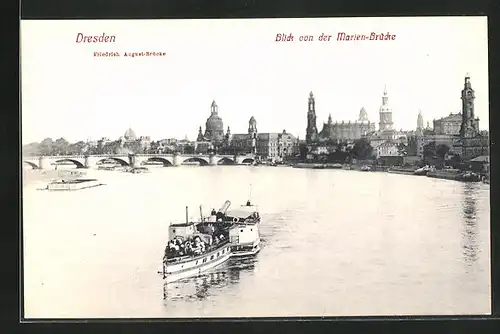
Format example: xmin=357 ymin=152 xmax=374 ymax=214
xmin=24 ymin=153 xmax=257 ymax=169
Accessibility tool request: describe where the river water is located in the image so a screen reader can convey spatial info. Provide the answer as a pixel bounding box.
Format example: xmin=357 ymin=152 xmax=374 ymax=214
xmin=22 ymin=166 xmax=491 ymax=318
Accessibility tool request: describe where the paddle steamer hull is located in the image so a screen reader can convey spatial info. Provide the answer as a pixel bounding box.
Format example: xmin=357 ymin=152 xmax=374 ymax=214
xmin=163 ymin=244 xmax=231 ymax=283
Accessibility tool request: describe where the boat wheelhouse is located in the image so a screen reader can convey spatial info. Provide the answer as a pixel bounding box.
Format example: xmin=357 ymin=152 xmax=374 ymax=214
xmin=224 ymin=201 xmax=261 ymax=257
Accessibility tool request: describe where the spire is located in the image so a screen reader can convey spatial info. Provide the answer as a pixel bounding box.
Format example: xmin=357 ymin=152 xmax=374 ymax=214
xmin=417 ymin=109 xmax=424 ymax=130
xmin=381 ymin=85 xmax=389 ymax=107
xmin=359 ymin=107 xmax=369 ymax=122
xmin=225 ymin=126 xmax=231 ymax=143
xmin=197 ymin=126 xmax=204 ymax=141
xmin=309 ymin=91 xmax=314 ymax=98
xmin=328 ymin=113 xmax=332 ymax=124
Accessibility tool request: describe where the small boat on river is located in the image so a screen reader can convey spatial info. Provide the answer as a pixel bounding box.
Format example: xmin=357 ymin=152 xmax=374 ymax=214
xmin=458 ymin=171 xmax=481 ymax=182
xmin=361 ymin=165 xmax=372 ymax=171
xmin=162 ymin=200 xmax=261 ymax=283
xmin=39 ymin=170 xmax=104 ymax=191
xmin=413 ymin=165 xmax=430 ymax=176
xmin=45 ymin=178 xmax=104 ymax=191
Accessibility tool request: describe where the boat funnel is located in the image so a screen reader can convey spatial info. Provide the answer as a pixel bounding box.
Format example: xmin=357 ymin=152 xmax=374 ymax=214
xmin=218 ymin=200 xmax=231 ymax=214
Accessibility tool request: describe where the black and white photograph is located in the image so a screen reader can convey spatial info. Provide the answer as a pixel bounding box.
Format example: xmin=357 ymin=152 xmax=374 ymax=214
xmin=21 ymin=17 xmax=490 ymax=318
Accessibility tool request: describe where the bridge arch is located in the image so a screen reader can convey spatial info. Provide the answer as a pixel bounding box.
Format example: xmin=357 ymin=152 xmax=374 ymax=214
xmin=182 ymin=157 xmax=209 ymax=166
xmin=241 ymin=158 xmax=255 ymax=164
xmin=55 ymin=159 xmax=85 ymax=168
xmin=145 ymin=157 xmax=173 ymax=167
xmin=97 ymin=157 xmax=130 ymax=166
xmin=217 ymin=157 xmax=236 ymax=165
xmin=23 ymin=161 xmax=38 ymax=169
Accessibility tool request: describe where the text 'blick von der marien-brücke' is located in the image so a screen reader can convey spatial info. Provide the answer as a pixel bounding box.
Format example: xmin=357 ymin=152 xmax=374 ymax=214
xmin=275 ymin=32 xmax=397 ymax=42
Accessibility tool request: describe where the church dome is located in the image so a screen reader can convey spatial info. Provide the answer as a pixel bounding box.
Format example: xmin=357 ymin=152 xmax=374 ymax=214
xmin=206 ymin=113 xmax=224 ymax=132
xmin=204 ymin=100 xmax=224 ymax=133
xmin=124 ymin=127 xmax=136 ymax=140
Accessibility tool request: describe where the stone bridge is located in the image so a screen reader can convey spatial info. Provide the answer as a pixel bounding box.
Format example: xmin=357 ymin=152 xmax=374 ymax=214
xmin=22 ymin=153 xmax=256 ymax=169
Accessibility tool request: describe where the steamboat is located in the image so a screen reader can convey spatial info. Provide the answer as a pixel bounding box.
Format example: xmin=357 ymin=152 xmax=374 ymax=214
xmin=162 ymin=200 xmax=261 ymax=283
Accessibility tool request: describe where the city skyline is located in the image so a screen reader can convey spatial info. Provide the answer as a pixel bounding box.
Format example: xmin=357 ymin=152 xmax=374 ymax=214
xmin=21 ymin=17 xmax=489 ymax=143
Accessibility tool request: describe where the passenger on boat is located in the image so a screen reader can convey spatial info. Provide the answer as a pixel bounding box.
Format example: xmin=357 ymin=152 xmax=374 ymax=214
xmin=211 ymin=208 xmax=217 ymax=215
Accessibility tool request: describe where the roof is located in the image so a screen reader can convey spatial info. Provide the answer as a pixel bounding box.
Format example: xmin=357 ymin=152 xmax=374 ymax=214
xmin=225 ymin=205 xmax=259 ymax=218
xmin=435 ymin=113 xmax=462 ymax=122
xmin=231 ymin=134 xmax=248 ymax=140
xmin=257 ymin=133 xmax=279 ymax=140
xmin=378 ymin=140 xmax=398 ymax=147
xmin=470 ymin=155 xmax=489 ymax=163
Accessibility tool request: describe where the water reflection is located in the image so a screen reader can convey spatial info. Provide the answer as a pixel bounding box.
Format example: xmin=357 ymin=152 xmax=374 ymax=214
xmin=163 ymin=257 xmax=257 ymax=303
xmin=461 ymin=183 xmax=480 ymax=265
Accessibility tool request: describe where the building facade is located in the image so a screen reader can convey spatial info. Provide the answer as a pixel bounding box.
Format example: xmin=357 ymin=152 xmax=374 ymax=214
xmin=318 ymin=107 xmax=376 ymax=142
xmin=433 ymin=113 xmax=462 ymax=135
xmin=229 ymin=117 xmax=297 ymax=160
xmin=375 ymin=140 xmax=400 ymax=159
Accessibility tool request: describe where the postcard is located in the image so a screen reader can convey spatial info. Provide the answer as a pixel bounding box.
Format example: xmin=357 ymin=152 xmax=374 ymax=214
xmin=21 ymin=17 xmax=490 ymax=319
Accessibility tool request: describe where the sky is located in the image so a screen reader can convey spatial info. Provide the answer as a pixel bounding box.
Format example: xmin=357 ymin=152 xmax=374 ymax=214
xmin=21 ymin=17 xmax=489 ymax=144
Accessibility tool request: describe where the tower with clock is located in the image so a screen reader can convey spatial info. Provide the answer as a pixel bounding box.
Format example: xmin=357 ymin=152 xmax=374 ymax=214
xmin=459 ymin=73 xmax=480 ymax=138
xmin=378 ymin=85 xmax=394 ymax=132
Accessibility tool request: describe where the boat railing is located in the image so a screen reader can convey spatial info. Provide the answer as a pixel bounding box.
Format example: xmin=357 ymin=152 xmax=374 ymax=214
xmin=164 ymin=238 xmax=230 ymax=264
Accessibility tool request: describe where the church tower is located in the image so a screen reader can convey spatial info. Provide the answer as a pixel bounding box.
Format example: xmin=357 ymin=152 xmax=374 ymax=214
xmin=459 ymin=73 xmax=480 ymax=137
xmin=306 ymin=91 xmax=318 ymax=144
xmin=248 ymin=116 xmax=258 ymax=154
xmin=197 ymin=126 xmax=204 ymax=141
xmin=417 ymin=110 xmax=424 ymax=131
xmin=378 ymin=85 xmax=394 ymax=131
xmin=224 ymin=126 xmax=231 ymax=146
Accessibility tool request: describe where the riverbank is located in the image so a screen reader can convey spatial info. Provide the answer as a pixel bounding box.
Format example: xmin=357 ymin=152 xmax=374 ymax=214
xmin=291 ymin=163 xmax=488 ymax=183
